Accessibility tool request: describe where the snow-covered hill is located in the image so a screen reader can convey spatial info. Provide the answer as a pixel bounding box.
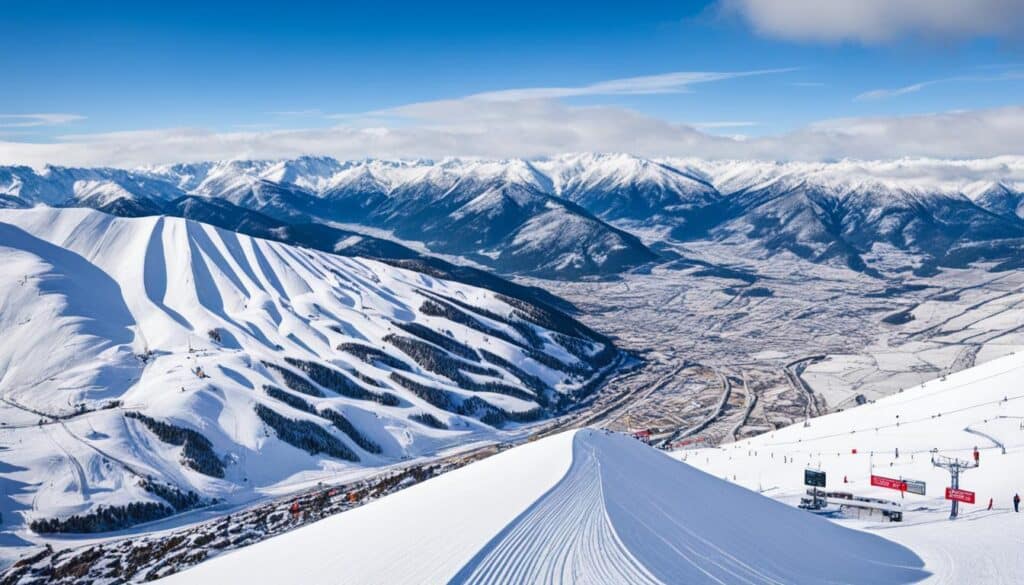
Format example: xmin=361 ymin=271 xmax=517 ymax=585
xmin=0 ymin=207 xmax=619 ymax=537
xmin=679 ymin=349 xmax=1024 ymax=583
xmin=160 ymin=428 xmax=925 ymax=585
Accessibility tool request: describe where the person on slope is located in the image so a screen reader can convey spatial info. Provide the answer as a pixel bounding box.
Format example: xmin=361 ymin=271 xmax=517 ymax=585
xmin=973 ymin=446 xmax=980 ymax=465
xmin=1014 ymin=493 xmax=1020 ymax=513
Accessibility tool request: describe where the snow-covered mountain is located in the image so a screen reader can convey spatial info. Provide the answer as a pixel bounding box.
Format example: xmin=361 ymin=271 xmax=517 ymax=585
xmin=159 ymin=428 xmax=924 ymax=585
xmin=535 ymin=152 xmax=719 ymax=222
xmin=658 ymin=157 xmax=1024 ymax=273
xmin=316 ymin=158 xmax=656 ymax=278
xmin=0 ymin=207 xmax=620 ymax=535
xmin=3 ymin=154 xmax=1023 ymax=278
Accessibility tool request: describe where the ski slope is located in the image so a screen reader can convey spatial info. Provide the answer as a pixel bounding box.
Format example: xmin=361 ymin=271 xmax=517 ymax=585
xmin=678 ymin=350 xmax=1024 ymax=584
xmin=0 ymin=207 xmax=616 ymax=544
xmin=163 ymin=429 xmax=926 ymax=585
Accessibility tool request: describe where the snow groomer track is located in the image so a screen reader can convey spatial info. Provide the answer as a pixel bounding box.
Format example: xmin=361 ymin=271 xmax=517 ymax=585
xmin=165 ymin=429 xmax=927 ymax=585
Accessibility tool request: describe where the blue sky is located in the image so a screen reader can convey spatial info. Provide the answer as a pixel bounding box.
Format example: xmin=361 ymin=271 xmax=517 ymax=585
xmin=1 ymin=0 xmax=1022 ymax=166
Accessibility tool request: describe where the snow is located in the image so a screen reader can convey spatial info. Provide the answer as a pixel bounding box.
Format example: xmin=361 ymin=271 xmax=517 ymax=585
xmin=677 ymin=349 xmax=1024 ymax=584
xmin=72 ymin=180 xmax=137 ymax=206
xmin=4 ymin=154 xmax=1022 ymax=212
xmin=0 ymin=207 xmax=610 ymax=551
xmin=163 ymin=428 xmax=926 ymax=585
xmin=667 ymin=156 xmax=1024 ymax=196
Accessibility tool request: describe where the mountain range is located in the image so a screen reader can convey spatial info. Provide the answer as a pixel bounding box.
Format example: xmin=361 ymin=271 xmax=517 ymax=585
xmin=4 ymin=154 xmax=1023 ymax=279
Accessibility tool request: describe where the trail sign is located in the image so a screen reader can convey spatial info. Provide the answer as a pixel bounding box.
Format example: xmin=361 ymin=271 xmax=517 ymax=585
xmin=804 ymin=469 xmax=826 ymax=487
xmin=871 ymin=475 xmax=907 ymax=491
xmin=945 ymin=487 xmax=975 ymax=504
xmin=904 ymin=479 xmax=926 ymax=496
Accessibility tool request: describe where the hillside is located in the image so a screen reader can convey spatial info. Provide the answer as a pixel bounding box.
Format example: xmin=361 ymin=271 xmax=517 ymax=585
xmin=160 ymin=429 xmax=925 ymax=585
xmin=0 ymin=207 xmax=620 ymax=539
xmin=678 ymin=349 xmax=1024 ymax=584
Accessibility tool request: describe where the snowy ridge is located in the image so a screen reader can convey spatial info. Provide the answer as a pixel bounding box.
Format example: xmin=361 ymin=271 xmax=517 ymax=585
xmin=2 ymin=154 xmax=1023 ymax=277
xmin=163 ymin=429 xmax=925 ymax=585
xmin=4 ymin=154 xmax=1021 ymax=213
xmin=0 ymin=207 xmax=616 ymax=535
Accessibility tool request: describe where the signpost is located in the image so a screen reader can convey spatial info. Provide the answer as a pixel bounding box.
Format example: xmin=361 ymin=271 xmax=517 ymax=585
xmin=871 ymin=475 xmax=907 ymax=491
xmin=804 ymin=469 xmax=826 ymax=509
xmin=904 ymin=479 xmax=926 ymax=496
xmin=945 ymin=487 xmax=976 ymax=504
xmin=804 ymin=469 xmax=826 ymax=487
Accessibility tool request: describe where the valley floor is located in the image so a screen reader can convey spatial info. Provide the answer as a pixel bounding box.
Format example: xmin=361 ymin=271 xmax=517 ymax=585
xmin=523 ymin=238 xmax=1024 ymax=444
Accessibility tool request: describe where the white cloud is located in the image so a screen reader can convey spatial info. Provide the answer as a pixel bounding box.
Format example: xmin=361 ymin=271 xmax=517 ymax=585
xmin=451 ymin=68 xmax=796 ymax=102
xmin=691 ymin=121 xmax=759 ymax=129
xmin=1 ymin=100 xmax=1021 ymax=168
xmin=855 ymin=70 xmax=1024 ymax=101
xmin=718 ymin=0 xmax=1024 ymax=44
xmin=0 ymin=113 xmax=85 ymax=128
xmin=856 ymin=82 xmax=936 ymax=101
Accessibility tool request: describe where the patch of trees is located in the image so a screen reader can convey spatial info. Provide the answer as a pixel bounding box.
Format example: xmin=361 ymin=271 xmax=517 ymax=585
xmin=337 ymin=343 xmax=413 ymax=372
xmin=524 ymin=346 xmax=588 ymax=376
xmin=418 ymin=297 xmax=521 ymax=347
xmin=508 ymin=319 xmax=544 ymax=348
xmin=254 ymin=404 xmax=359 ymax=462
xmin=392 ymin=320 xmax=480 ymax=361
xmin=140 ymin=479 xmax=201 ymax=512
xmin=125 ymin=412 xmax=225 ymax=478
xmin=263 ymin=385 xmax=315 ymax=414
xmin=418 ymin=290 xmax=510 ymax=327
xmin=385 ymin=335 xmax=535 ymax=402
xmin=409 ymin=412 xmax=448 ymax=429
xmin=207 ymin=328 xmax=222 ymax=344
xmin=479 ymin=349 xmax=550 ymax=395
xmin=284 ymin=357 xmax=400 ymax=406
xmin=496 ymin=293 xmax=600 ymax=341
xmin=389 ymin=372 xmax=457 ymax=411
xmin=318 ymin=409 xmax=382 ymax=454
xmin=551 ymin=332 xmax=594 ymax=362
xmin=550 ymin=332 xmax=619 ymax=374
xmin=460 ymin=397 xmax=543 ymax=428
xmin=348 ymin=368 xmax=385 ymax=388
xmin=384 ymin=334 xmax=495 ymax=378
xmin=260 ymin=361 xmax=325 ymax=397
xmin=389 ymin=373 xmax=541 ymax=428
xmin=581 ymin=337 xmax=618 ymax=370
xmin=30 ymin=479 xmax=201 ymax=534
xmin=30 ymin=501 xmax=174 ymax=534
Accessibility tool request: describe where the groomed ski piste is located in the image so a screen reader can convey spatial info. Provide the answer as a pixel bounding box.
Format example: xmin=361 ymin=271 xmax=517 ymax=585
xmin=679 ymin=349 xmax=1024 ymax=584
xmin=163 ymin=428 xmax=927 ymax=585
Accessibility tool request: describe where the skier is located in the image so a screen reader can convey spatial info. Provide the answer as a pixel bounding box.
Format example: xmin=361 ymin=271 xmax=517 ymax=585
xmin=988 ymin=498 xmax=993 ymax=511
xmin=1014 ymin=493 xmax=1020 ymax=513
xmin=973 ymin=446 xmax=980 ymax=465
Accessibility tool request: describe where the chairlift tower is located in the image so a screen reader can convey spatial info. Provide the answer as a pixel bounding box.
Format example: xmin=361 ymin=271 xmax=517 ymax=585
xmin=931 ymin=450 xmax=978 ymax=519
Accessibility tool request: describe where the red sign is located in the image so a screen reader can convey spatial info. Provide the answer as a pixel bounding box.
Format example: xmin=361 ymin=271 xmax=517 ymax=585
xmin=945 ymin=487 xmax=975 ymax=504
xmin=871 ymin=475 xmax=907 ymax=491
